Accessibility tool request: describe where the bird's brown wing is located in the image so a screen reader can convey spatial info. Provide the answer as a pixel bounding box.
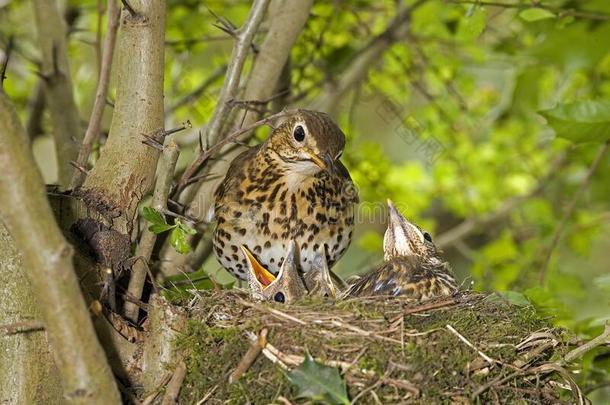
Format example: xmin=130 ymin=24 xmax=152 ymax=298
xmin=214 ymin=145 xmax=261 ymax=204
xmin=344 ymin=257 xmax=457 ymax=299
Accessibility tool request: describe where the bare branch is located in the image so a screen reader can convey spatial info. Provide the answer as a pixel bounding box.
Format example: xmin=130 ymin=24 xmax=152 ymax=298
xmin=539 ymin=141 xmax=609 ymax=284
xmin=32 ymin=0 xmax=82 ymax=187
xmin=71 ymin=0 xmax=120 ymax=188
xmin=177 ymin=0 xmax=271 ymax=190
xmin=124 ymin=141 xmax=180 ymax=322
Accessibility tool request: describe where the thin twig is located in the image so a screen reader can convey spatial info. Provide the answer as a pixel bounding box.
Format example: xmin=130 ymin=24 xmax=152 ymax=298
xmin=124 ymin=140 xmax=180 ymax=322
xmin=140 ymin=372 xmax=172 ymax=405
xmin=177 ymin=109 xmax=294 ymax=193
xmin=539 ymin=141 xmax=609 ymax=284
xmin=562 ymin=322 xmax=610 ymax=364
xmin=0 ymin=36 xmax=14 ymax=88
xmin=237 ymin=299 xmax=307 ymax=325
xmin=177 ymin=0 xmax=270 ymax=192
xmin=160 ymin=361 xmax=187 ymax=405
xmin=229 ymin=328 xmax=268 ymax=383
xmin=446 ymin=324 xmax=496 ymax=364
xmin=71 ymin=0 xmax=120 ymax=188
xmin=444 ymin=0 xmax=610 ymax=21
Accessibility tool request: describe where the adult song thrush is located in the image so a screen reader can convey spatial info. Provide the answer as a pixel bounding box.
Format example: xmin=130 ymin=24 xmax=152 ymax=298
xmin=344 ymin=200 xmax=457 ymax=300
xmin=213 ymin=110 xmax=358 ymax=281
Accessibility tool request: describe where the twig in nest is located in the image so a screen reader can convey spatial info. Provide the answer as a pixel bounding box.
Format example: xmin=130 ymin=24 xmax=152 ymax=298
xmin=229 ymin=328 xmax=268 ymax=383
xmin=141 ymin=372 xmax=172 ymax=405
xmin=0 ymin=320 xmax=45 ymax=335
xmin=238 ymin=298 xmax=307 ymax=325
xmin=388 ymin=297 xmax=458 ymax=323
xmin=161 ymin=361 xmax=187 ymax=405
xmin=195 ymin=384 xmax=219 ymax=405
xmin=446 ymin=324 xmax=496 ymax=364
xmin=562 ymin=322 xmax=610 ymax=364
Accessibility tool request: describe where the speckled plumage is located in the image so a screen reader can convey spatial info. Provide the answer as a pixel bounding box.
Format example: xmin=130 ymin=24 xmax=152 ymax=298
xmin=213 ymin=110 xmax=358 ymax=280
xmin=344 ymin=200 xmax=457 ymax=300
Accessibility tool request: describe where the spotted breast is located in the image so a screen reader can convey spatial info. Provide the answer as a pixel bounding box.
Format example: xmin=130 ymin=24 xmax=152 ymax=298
xmin=213 ymin=110 xmax=358 ymax=280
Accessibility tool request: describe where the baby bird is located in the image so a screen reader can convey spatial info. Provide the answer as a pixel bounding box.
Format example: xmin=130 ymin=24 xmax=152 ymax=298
xmin=344 ymin=200 xmax=457 ymax=300
xmin=241 ymin=241 xmax=340 ymax=303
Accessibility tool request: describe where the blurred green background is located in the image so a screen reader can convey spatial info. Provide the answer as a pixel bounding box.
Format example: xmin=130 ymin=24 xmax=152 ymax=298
xmin=2 ymin=0 xmax=610 ymax=399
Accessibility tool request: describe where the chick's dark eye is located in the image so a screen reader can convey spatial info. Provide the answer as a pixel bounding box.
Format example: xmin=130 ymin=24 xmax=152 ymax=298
xmin=273 ymin=292 xmax=285 ymax=303
xmin=293 ymin=125 xmax=305 ymax=142
xmin=423 ymin=232 xmax=432 ymax=243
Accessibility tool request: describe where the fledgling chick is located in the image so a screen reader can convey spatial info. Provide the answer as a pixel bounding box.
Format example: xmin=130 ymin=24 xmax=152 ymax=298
xmin=303 ymin=246 xmax=339 ymax=298
xmin=241 ymin=241 xmax=307 ymax=304
xmin=343 ymin=200 xmax=457 ymax=300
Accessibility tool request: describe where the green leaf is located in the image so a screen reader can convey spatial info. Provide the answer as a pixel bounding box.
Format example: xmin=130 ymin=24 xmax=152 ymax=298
xmin=286 ymin=353 xmax=349 ymax=405
xmin=141 ymin=206 xmax=167 ymax=225
xmin=170 ymin=227 xmax=191 ymax=254
xmin=177 ymin=219 xmax=197 ymax=235
xmin=519 ymin=8 xmax=556 ymax=22
xmin=487 ymin=291 xmax=530 ymax=307
xmin=539 ymin=100 xmax=610 ymax=143
xmin=149 ymin=223 xmax=175 ymax=234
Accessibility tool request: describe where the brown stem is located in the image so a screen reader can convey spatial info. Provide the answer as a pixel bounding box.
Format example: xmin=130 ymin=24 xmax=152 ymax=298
xmin=177 ymin=0 xmax=271 ymax=190
xmin=32 ymin=0 xmax=82 ymax=187
xmin=124 ymin=141 xmax=180 ymax=322
xmin=71 ymin=0 xmax=120 ymax=188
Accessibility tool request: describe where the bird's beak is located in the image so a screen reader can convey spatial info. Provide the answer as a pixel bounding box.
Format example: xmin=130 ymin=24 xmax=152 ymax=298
xmin=306 ymin=151 xmax=337 ymax=173
xmin=240 ymin=246 xmax=276 ymax=287
xmin=385 ymin=199 xmax=423 ymax=258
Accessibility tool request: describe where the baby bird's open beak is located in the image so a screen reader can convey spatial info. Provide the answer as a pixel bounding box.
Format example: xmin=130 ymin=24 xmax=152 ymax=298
xmin=240 ymin=246 xmax=276 ymax=287
xmin=384 ymin=199 xmax=425 ymax=260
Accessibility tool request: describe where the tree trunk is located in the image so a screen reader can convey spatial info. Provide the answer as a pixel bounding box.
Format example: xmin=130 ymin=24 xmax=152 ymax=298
xmin=0 ymin=91 xmax=121 ymax=404
xmin=0 ymin=224 xmax=63 ymax=404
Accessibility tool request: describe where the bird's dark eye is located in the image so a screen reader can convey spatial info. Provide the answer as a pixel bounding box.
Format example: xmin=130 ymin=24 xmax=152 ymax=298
xmin=423 ymin=232 xmax=432 ymax=242
xmin=293 ymin=125 xmax=305 ymax=142
xmin=273 ymin=292 xmax=285 ymax=303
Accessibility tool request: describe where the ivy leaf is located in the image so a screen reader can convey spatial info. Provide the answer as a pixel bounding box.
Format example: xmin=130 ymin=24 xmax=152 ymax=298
xmin=141 ymin=206 xmax=166 ymax=225
xmin=149 ymin=223 xmax=175 ymax=234
xmin=286 ymin=353 xmax=349 ymax=405
xmin=519 ymin=8 xmax=556 ymax=22
xmin=170 ymin=226 xmax=191 ymax=254
xmin=539 ymin=100 xmax=610 ymax=143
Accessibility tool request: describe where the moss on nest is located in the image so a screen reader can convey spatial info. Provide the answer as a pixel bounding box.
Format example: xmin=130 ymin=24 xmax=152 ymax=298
xmin=175 ymin=290 xmax=582 ymax=404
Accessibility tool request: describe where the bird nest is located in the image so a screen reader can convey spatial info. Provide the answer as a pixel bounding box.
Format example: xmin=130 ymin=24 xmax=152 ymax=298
xmin=175 ymin=290 xmax=585 ymax=404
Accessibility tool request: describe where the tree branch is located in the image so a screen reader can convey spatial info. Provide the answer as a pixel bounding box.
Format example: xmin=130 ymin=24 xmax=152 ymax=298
xmin=71 ymin=0 xmax=120 ymax=188
xmin=0 ymin=91 xmax=120 ymax=404
xmin=78 ymin=0 xmax=166 ymax=236
xmin=124 ymin=140 xmax=180 ymax=322
xmin=312 ymin=0 xmax=428 ymax=114
xmin=539 ymin=141 xmax=609 ymax=284
xmin=32 ymin=0 xmax=82 ymax=187
xmin=444 ymin=0 xmax=610 ymax=21
xmin=177 ymin=0 xmax=271 ymax=191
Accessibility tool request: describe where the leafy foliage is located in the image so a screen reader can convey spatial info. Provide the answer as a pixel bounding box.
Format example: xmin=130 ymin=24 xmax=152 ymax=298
xmin=286 ymin=353 xmax=349 ymax=405
xmin=141 ymin=207 xmax=195 ymax=254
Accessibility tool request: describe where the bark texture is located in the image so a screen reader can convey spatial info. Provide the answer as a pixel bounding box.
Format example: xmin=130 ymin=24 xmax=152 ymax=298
xmin=0 ymin=224 xmax=62 ymax=404
xmin=0 ymin=91 xmax=121 ymax=404
xmin=32 ymin=0 xmax=82 ymax=187
xmin=79 ymin=0 xmax=166 ymax=237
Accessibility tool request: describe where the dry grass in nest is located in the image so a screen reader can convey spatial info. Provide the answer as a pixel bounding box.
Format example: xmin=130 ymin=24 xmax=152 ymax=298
xmin=176 ymin=290 xmax=588 ymax=404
